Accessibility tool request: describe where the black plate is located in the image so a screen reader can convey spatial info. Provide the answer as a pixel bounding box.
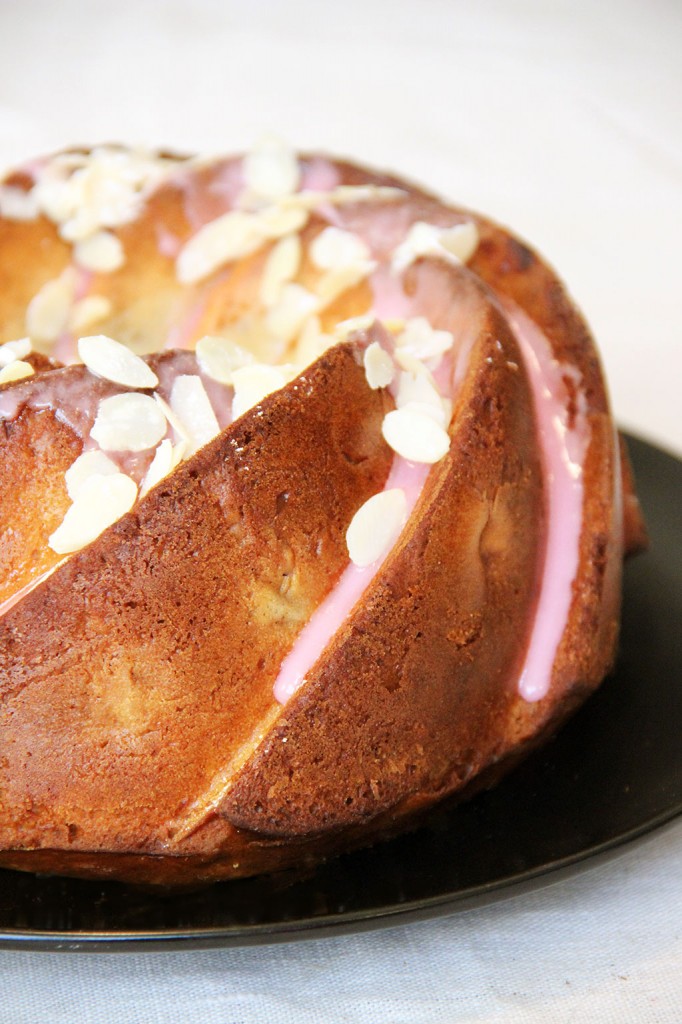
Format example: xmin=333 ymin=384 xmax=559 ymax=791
xmin=1 ymin=434 xmax=680 ymax=951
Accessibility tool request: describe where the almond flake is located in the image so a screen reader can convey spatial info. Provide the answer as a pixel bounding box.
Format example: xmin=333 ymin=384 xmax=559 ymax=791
xmin=0 ymin=185 xmax=39 ymax=221
xmin=392 ymin=220 xmax=479 ymax=274
xmin=176 ymin=210 xmax=264 ymax=284
xmin=25 ymin=271 xmax=75 ymax=342
xmin=315 ymin=262 xmax=375 ymax=307
xmin=346 ymin=488 xmax=408 ymax=567
xmin=140 ymin=439 xmax=174 ymax=496
xmin=78 ymin=334 xmax=159 ymax=389
xmin=395 ymin=317 xmax=453 ymax=361
xmin=231 ymin=364 xmax=291 ymax=420
xmin=260 ymin=234 xmax=301 ymax=307
xmin=310 ymin=227 xmax=370 ymax=271
xmin=0 ymin=360 xmax=34 ymax=385
xmin=69 ymin=295 xmax=112 ymax=333
xmin=65 ymin=450 xmax=119 ymax=500
xmin=48 ymin=472 xmax=138 ymax=554
xmin=333 ymin=315 xmax=374 ymax=337
xmin=0 ymin=337 xmax=32 ymax=367
xmin=73 ymin=230 xmax=125 ymax=273
xmin=292 ymin=317 xmax=334 ymax=369
xmin=257 ymin=204 xmax=308 ymax=239
xmin=169 ymin=375 xmax=220 ymax=456
xmin=382 ymin=407 xmax=450 ymax=464
xmin=242 ymin=137 xmax=300 ymax=203
xmin=265 ymin=283 xmax=319 ymax=344
xmin=395 ymin=370 xmax=451 ymax=428
xmin=91 ymin=392 xmax=167 ymax=452
xmin=153 ymin=392 xmax=190 ymax=443
xmin=363 ymin=342 xmax=394 ymax=390
xmin=196 ymin=334 xmax=255 ymax=385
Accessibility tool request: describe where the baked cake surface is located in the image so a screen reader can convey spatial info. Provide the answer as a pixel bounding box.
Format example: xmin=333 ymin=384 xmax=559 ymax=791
xmin=0 ymin=142 xmax=646 ymax=884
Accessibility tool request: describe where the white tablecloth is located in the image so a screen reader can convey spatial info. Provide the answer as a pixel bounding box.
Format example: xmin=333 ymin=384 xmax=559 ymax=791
xmin=1 ymin=1 xmax=680 ymax=1020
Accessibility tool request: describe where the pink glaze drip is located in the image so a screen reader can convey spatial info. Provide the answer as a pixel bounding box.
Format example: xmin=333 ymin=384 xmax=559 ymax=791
xmin=272 ymin=457 xmax=429 ymax=705
xmin=503 ymin=300 xmax=590 ymax=702
xmin=300 ymin=158 xmax=340 ymax=193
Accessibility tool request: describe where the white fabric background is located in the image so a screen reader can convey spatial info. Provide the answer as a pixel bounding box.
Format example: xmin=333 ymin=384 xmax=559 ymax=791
xmin=0 ymin=1 xmax=680 ymax=1020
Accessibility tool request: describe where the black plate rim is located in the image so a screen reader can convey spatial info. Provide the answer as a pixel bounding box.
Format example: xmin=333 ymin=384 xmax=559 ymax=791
xmin=1 ymin=805 xmax=680 ymax=953
xmin=1 ymin=432 xmax=680 ymax=953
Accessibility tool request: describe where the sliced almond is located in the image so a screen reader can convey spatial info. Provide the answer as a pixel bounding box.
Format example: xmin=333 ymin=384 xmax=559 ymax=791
xmin=391 ymin=220 xmax=479 ymax=274
xmin=69 ymin=295 xmax=112 ymax=333
xmin=260 ymin=234 xmax=301 ymax=308
xmin=395 ymin=317 xmax=454 ymax=361
xmin=346 ymin=488 xmax=408 ymax=567
xmin=91 ymin=392 xmax=167 ymax=452
xmin=265 ymin=283 xmax=319 ymax=345
xmin=176 ymin=210 xmax=264 ymax=284
xmin=140 ymin=439 xmax=175 ymax=496
xmin=0 ymin=360 xmax=34 ymax=385
xmin=310 ymin=227 xmax=370 ymax=270
xmin=231 ymin=363 xmax=291 ymax=420
xmin=25 ymin=271 xmax=75 ymax=343
xmin=395 ymin=369 xmax=450 ymax=427
xmin=0 ymin=185 xmax=39 ymax=221
xmin=65 ymin=450 xmax=120 ymax=500
xmin=0 ymin=337 xmax=32 ymax=368
xmin=169 ymin=375 xmax=220 ymax=456
xmin=196 ymin=334 xmax=255 ymax=385
xmin=242 ymin=137 xmax=300 ymax=203
xmin=363 ymin=342 xmax=394 ymax=390
xmin=382 ymin=407 xmax=450 ymax=464
xmin=78 ymin=335 xmax=159 ymax=389
xmin=73 ymin=230 xmax=125 ymax=272
xmin=48 ymin=472 xmax=138 ymax=554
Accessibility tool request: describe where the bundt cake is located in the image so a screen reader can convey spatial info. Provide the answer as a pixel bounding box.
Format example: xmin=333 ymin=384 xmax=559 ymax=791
xmin=0 ymin=140 xmax=646 ymax=885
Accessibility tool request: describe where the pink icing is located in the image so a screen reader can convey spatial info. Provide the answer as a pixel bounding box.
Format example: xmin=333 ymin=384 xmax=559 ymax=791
xmin=300 ymin=158 xmax=340 ymax=193
xmin=502 ymin=300 xmax=589 ymax=702
xmin=272 ymin=457 xmax=430 ymax=704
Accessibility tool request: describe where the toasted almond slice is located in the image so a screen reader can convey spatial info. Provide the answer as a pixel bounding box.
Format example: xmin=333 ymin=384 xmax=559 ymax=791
xmin=0 ymin=185 xmax=39 ymax=221
xmin=292 ymin=316 xmax=334 ymax=369
xmin=310 ymin=227 xmax=371 ymax=271
xmin=140 ymin=439 xmax=175 ymax=496
xmin=231 ymin=364 xmax=291 ymax=420
xmin=363 ymin=342 xmax=394 ymax=390
xmin=0 ymin=337 xmax=32 ymax=368
xmin=25 ymin=271 xmax=75 ymax=343
xmin=48 ymin=472 xmax=138 ymax=554
xmin=346 ymin=488 xmax=408 ymax=567
xmin=395 ymin=369 xmax=449 ymax=426
xmin=176 ymin=210 xmax=264 ymax=284
xmin=196 ymin=334 xmax=255 ymax=385
xmin=78 ymin=334 xmax=159 ymax=389
xmin=65 ymin=450 xmax=119 ymax=500
xmin=315 ymin=262 xmax=376 ymax=307
xmin=169 ymin=375 xmax=220 ymax=456
xmin=392 ymin=220 xmax=479 ymax=274
xmin=154 ymin=392 xmax=190 ymax=444
xmin=0 ymin=360 xmax=34 ymax=385
xmin=242 ymin=137 xmax=300 ymax=202
xmin=91 ymin=392 xmax=167 ymax=452
xmin=257 ymin=204 xmax=308 ymax=239
xmin=73 ymin=230 xmax=125 ymax=272
xmin=260 ymin=234 xmax=302 ymax=308
xmin=382 ymin=407 xmax=450 ymax=464
xmin=395 ymin=317 xmax=454 ymax=361
xmin=69 ymin=295 xmax=112 ymax=333
xmin=265 ymin=283 xmax=319 ymax=345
